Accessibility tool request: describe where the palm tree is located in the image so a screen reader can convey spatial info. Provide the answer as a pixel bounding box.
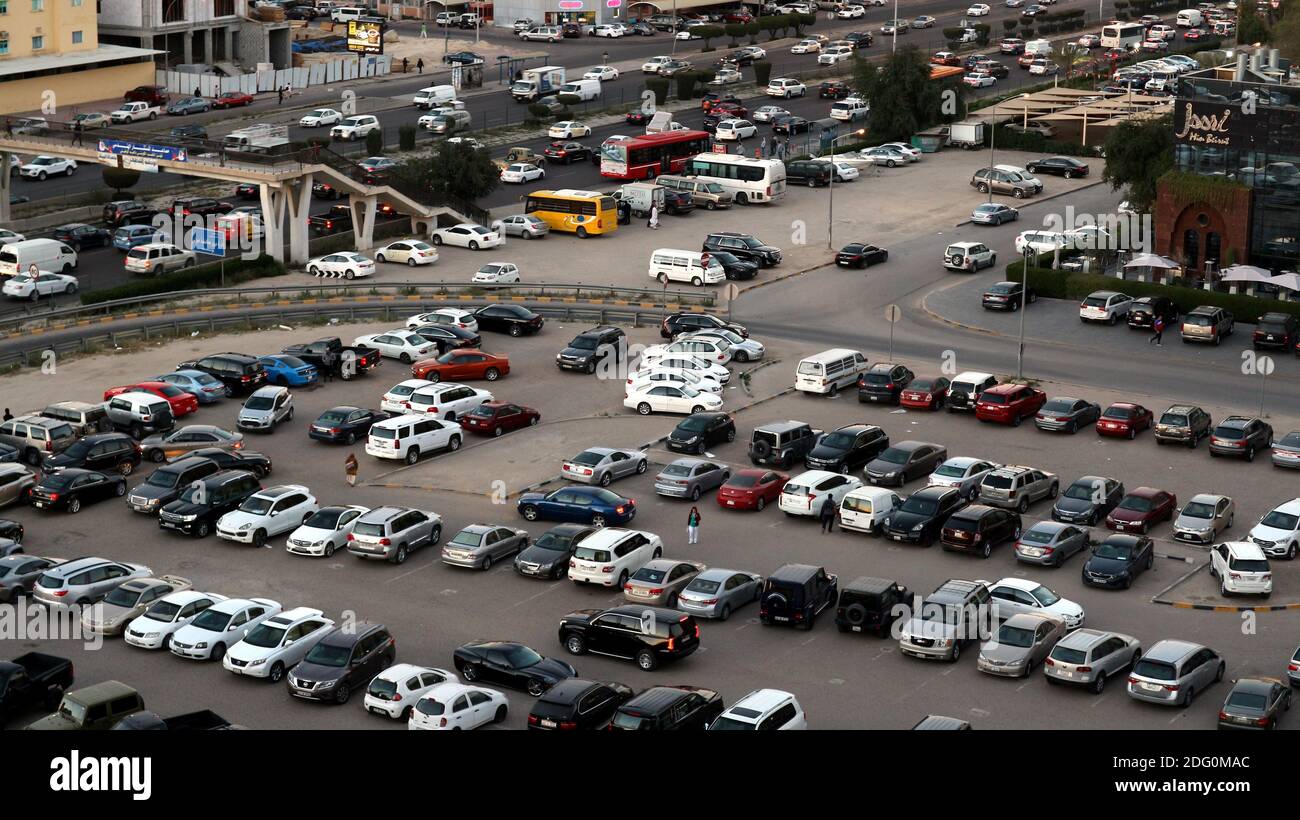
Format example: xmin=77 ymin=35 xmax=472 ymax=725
xmin=1054 ymin=41 xmax=1085 ymax=80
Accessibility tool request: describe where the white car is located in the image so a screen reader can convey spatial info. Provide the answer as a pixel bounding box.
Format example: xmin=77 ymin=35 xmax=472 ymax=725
xmin=354 ymin=330 xmax=438 ymax=362
xmin=1247 ymin=498 xmax=1300 ymax=560
xmin=472 ymin=262 xmax=521 ymax=284
xmin=1078 ymin=290 xmax=1134 ymax=324
xmin=711 ymin=689 xmax=807 ymax=729
xmin=709 ymin=69 xmax=743 ymax=86
xmin=222 ymin=606 xmax=336 ymax=681
xmin=408 ymin=682 xmax=509 ymax=730
xmin=405 ymin=307 xmax=478 ymax=332
xmin=686 ymin=328 xmax=764 ymax=362
xmin=169 ymin=597 xmax=283 ymax=661
xmin=988 ymin=577 xmax=1085 ymax=629
xmin=408 ymin=383 xmax=493 ymax=420
xmin=20 ymin=156 xmax=76 ymax=180
xmin=569 ymin=528 xmax=662 ymax=586
xmin=431 ymin=223 xmax=503 ymax=250
xmin=779 ymin=470 xmax=863 ymax=517
xmin=584 ymin=65 xmax=620 ymax=81
xmin=593 ymin=23 xmax=625 ymax=37
xmin=676 ymin=28 xmax=701 ymax=40
xmin=624 ymin=383 xmax=724 ymax=415
xmin=1015 ymin=229 xmax=1070 ymax=255
xmin=216 ymin=485 xmax=319 ymax=547
xmin=628 ymin=368 xmax=723 ymax=395
xmin=715 ymin=119 xmax=758 ymax=141
xmin=641 ymin=336 xmax=733 ymax=366
xmin=375 ymin=240 xmax=438 ymax=267
xmin=751 ymin=105 xmax=790 ymax=123
xmin=417 ymin=108 xmax=459 ymax=130
xmin=381 ymin=379 xmax=435 ymax=414
xmin=964 ymin=72 xmax=997 ymax=88
xmin=306 ymin=251 xmax=375 ymax=279
xmin=286 ymin=505 xmax=369 ymax=558
xmin=832 ymin=162 xmax=860 ymax=181
xmin=331 ymin=115 xmax=381 ymax=141
xmin=365 ymin=664 xmax=460 ymax=719
xmin=642 ymin=56 xmax=673 ymax=73
xmin=967 ymin=3 xmax=992 ymax=14
xmin=500 ymin=162 xmax=545 ymax=184
xmin=635 ymin=353 xmax=730 ymax=384
xmin=445 ymin=136 xmax=484 ymax=150
xmin=791 ymin=39 xmax=823 ymax=54
xmin=0 ymin=229 xmax=25 ymax=244
xmin=124 ymin=590 xmax=228 ymax=650
xmin=818 ymin=46 xmax=854 ymax=65
xmin=1210 ymin=541 xmax=1272 ymax=596
xmin=858 ymin=146 xmax=910 ymax=166
xmin=1029 ymin=60 xmax=1060 ymax=76
xmin=837 ymin=4 xmax=866 ymax=17
xmin=548 ymin=121 xmax=592 ymax=139
xmin=927 ymin=457 xmax=1000 ymax=499
xmin=299 ymin=108 xmax=343 ymax=127
xmin=2 ymin=270 xmax=78 ymax=300
xmin=766 ymin=78 xmax=807 ymax=98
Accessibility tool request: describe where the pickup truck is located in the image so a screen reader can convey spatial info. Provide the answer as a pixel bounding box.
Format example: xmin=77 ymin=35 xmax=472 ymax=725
xmin=308 ymin=204 xmax=352 ymax=235
xmin=0 ymin=653 xmax=73 ymax=723
xmin=281 ymin=337 xmax=382 ymax=381
xmin=112 ymin=709 xmax=237 ymax=730
xmin=110 ymin=101 xmax=161 ymax=123
xmin=492 ymin=146 xmax=547 ymax=171
xmin=27 ymin=680 xmax=149 ymax=730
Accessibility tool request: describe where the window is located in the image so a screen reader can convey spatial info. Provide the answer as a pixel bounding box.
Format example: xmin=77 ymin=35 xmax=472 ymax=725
xmin=71 ymin=30 xmax=83 ymax=44
xmin=31 ymin=35 xmax=43 ymax=50
xmin=0 ymin=0 xmax=7 ymax=13
xmin=31 ymin=0 xmax=41 ymax=9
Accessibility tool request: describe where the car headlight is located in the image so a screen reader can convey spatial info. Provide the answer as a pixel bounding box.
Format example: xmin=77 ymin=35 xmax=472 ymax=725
xmin=180 ymin=514 xmax=197 ymax=522
xmin=249 ymin=658 xmax=265 ymax=666
xmin=555 ymin=354 xmax=564 ymax=361
xmin=317 ymin=679 xmax=336 ymax=689
xmin=195 ymin=642 xmax=208 ymax=649
xmin=911 ymin=523 xmax=925 ymax=532
xmin=145 ymin=632 xmax=160 ymax=639
xmin=239 ymin=523 xmax=252 ymax=531
xmin=686 ymin=435 xmax=701 ymax=443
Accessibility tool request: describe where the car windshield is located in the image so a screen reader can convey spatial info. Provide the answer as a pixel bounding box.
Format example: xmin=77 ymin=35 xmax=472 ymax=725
xmin=877 ymin=447 xmax=909 ymax=465
xmin=1260 ymin=510 xmax=1299 ymax=530
xmin=144 ymin=601 xmax=181 ymax=622
xmin=677 ymin=416 xmax=711 ymax=433
xmin=1182 ymin=501 xmax=1215 ymax=519
xmin=242 ymin=623 xmax=286 ymax=648
xmin=569 ymin=337 xmax=598 ymax=350
xmin=304 ymin=642 xmax=350 ymax=667
xmin=899 ymin=496 xmax=939 ymax=516
xmin=240 ymin=496 xmax=274 ymax=515
xmin=1095 ymin=541 xmax=1135 ymax=560
xmin=306 ymin=508 xmax=345 ymax=529
xmin=60 ymin=440 xmax=93 ymax=458
xmin=58 ymin=699 xmax=88 ymax=724
xmin=245 ymin=396 xmax=275 ymax=411
xmin=1064 ymin=481 xmax=1101 ymax=501
xmin=191 ymin=608 xmax=233 ymax=631
xmin=503 ymin=645 xmax=542 ymax=669
xmin=995 ymin=625 xmax=1035 ymax=648
xmin=1030 ymin=585 xmax=1060 ymax=606
xmin=1277 ymin=432 xmax=1300 ymax=448
xmin=708 ymin=716 xmax=756 ymax=730
xmin=531 ymin=533 xmax=571 ymax=553
xmin=104 ymin=586 xmax=143 ymax=607
xmin=933 ymin=463 xmax=969 ymax=478
xmin=1118 ymin=496 xmax=1153 ymax=512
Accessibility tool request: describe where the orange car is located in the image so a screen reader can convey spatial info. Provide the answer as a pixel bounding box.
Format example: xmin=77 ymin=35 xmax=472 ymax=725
xmin=410 ymin=349 xmax=510 ymax=382
xmin=103 ymin=381 xmax=199 ymax=417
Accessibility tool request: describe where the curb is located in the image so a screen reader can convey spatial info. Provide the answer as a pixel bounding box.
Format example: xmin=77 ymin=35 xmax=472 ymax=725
xmin=736 ymin=259 xmax=831 ymax=296
xmin=1149 ymin=560 xmax=1300 ymax=612
xmin=919 ymin=277 xmax=1005 ymax=337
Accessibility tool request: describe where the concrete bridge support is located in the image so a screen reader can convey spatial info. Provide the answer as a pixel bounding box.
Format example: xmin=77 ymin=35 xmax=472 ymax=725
xmin=258 ymin=183 xmax=289 ymax=264
xmin=349 ymin=194 xmax=378 ymax=251
xmin=284 ymin=175 xmax=313 ymax=265
xmin=0 ymin=152 xmax=11 ymax=225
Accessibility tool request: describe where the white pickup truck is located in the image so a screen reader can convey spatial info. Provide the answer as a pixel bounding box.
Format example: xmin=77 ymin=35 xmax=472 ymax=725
xmin=110 ymin=102 xmax=161 ymax=123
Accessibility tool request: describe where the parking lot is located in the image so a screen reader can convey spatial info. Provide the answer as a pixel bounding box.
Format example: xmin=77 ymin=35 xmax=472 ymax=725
xmin=2 ymin=308 xmax=1298 ymax=730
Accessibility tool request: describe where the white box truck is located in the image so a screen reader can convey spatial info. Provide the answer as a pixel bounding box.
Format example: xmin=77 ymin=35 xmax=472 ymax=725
xmin=223 ymin=124 xmax=291 ymax=154
xmin=511 ymin=66 xmax=566 ymax=102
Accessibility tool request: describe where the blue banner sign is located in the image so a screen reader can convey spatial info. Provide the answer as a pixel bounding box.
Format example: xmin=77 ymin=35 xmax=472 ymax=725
xmin=97 ymin=139 xmax=188 ymax=163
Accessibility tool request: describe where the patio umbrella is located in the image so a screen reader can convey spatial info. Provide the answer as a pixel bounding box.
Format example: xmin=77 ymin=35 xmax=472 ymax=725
xmin=1267 ymin=272 xmax=1300 ymax=291
xmin=1218 ymin=264 xmax=1275 ymax=282
xmin=1125 ymin=253 xmax=1179 ymax=269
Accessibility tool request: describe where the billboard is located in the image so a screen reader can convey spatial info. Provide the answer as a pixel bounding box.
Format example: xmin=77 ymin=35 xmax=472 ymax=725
xmin=96 ymin=139 xmax=187 ymax=163
xmin=347 ymin=19 xmax=385 ymax=55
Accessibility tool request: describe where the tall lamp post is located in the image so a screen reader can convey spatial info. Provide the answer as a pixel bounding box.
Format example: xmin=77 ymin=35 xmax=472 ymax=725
xmin=826 ymin=128 xmax=866 ymax=250
xmin=985 ymin=93 xmax=1026 ymax=204
xmin=1017 ymin=246 xmax=1030 ymax=380
xmin=892 ymin=0 xmax=899 ymax=52
xmin=671 ymin=0 xmax=679 ymax=55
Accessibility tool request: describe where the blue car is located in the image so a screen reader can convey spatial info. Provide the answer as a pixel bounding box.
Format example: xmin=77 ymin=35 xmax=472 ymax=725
xmin=516 ymin=486 xmax=636 ymax=527
xmin=154 ymin=369 xmax=229 ymax=404
xmin=257 ymin=354 xmax=318 ymax=387
xmin=113 ymin=224 xmax=164 ymax=252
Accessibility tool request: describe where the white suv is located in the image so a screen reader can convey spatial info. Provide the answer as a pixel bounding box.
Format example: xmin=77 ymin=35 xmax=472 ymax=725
xmin=766 ymin=78 xmax=807 ymax=98
xmin=365 ymin=414 xmax=463 ymax=464
xmin=641 ymin=337 xmax=733 ymax=367
xmin=1248 ymin=499 xmax=1300 ymax=559
xmin=642 ymin=56 xmax=673 ymax=73
xmin=223 ymin=606 xmax=335 ymax=682
xmin=124 ymin=590 xmax=227 ymax=649
xmin=1078 ymin=290 xmax=1134 ymax=324
xmin=569 ymin=528 xmax=662 ymax=587
xmin=331 ymin=115 xmax=381 ymax=141
xmin=778 ymin=470 xmax=863 ymax=517
xmin=363 ymin=664 xmax=459 ymax=719
xmin=216 ymin=484 xmax=318 ymax=547
xmin=408 ymin=383 xmax=492 ymax=421
xmin=1210 ymin=541 xmax=1272 ymax=596
xmin=169 ymin=597 xmax=283 ymax=661
xmin=381 ymin=379 xmax=436 ymax=414
xmin=943 ymin=242 xmax=997 ymax=272
xmin=708 ymin=689 xmax=807 ymax=730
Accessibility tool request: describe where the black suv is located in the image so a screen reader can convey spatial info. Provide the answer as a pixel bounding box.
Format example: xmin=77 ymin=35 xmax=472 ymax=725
xmin=558 ymin=605 xmax=700 ymax=671
xmin=1154 ymin=404 xmax=1212 ymax=448
xmin=285 ymin=623 xmax=396 ymax=704
xmin=883 ymin=486 xmax=968 ymax=546
xmin=102 ymin=200 xmax=156 ymax=228
xmin=858 ymin=362 xmax=916 ymax=405
xmin=660 ymin=312 xmax=748 ymax=339
xmin=1208 ymin=415 xmax=1274 ymax=460
xmin=42 ymin=433 xmax=140 ymax=476
xmin=804 ymin=424 xmax=888 ymax=473
xmin=748 ymin=420 xmax=821 ymax=469
xmin=1126 ymin=295 xmax=1178 ymax=329
xmin=610 ymin=686 xmax=724 ymax=731
xmin=784 ymin=159 xmax=834 ymax=188
xmin=176 ymin=353 xmax=267 ymax=395
xmin=703 ymin=232 xmax=782 ymax=267
xmin=1253 ymin=312 xmax=1299 ymax=351
xmin=940 ymin=505 xmax=1022 ymax=558
xmin=527 ymin=678 xmax=635 ymax=730
xmin=157 ymin=469 xmax=261 ymax=538
xmin=127 ymin=455 xmax=221 ymax=514
xmin=185 ymin=446 xmax=272 ymax=478
xmin=759 ymin=563 xmax=838 ymax=630
xmin=836 ymin=576 xmax=910 ymax=636
xmin=668 ymin=411 xmax=736 ymax=455
xmin=556 ymin=326 xmax=625 ymax=374
xmin=169 ymin=197 xmax=232 ymax=217
xmin=662 ymin=188 xmax=695 ymax=215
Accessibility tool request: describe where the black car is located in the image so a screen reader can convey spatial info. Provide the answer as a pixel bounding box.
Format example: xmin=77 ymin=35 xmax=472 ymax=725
xmin=610 ymin=686 xmax=724 ymax=730
xmin=312 ymin=182 xmax=343 ymax=200
xmin=514 ymin=523 xmax=598 ymax=579
xmin=183 ymin=447 xmax=272 ymax=478
xmin=285 ymin=4 xmax=318 ymax=19
xmin=759 ymin=564 xmax=838 ymax=630
xmin=286 ymin=623 xmax=396 ymax=704
xmin=102 ymin=200 xmax=155 ymax=228
xmin=703 ymin=232 xmax=782 ymax=267
xmin=0 ymin=519 xmax=24 ymax=544
xmin=473 ymin=304 xmax=545 ymax=336
xmin=453 ymin=640 xmax=576 ymax=696
xmin=836 ymin=243 xmax=888 ymax=268
xmin=234 ymin=183 xmax=259 ymax=200
xmin=528 ymin=678 xmax=636 ymax=730
xmin=169 ymin=124 xmax=207 ymax=140
xmin=51 ymin=223 xmax=112 ymax=251
xmin=662 ymin=189 xmax=695 ymax=215
xmin=882 ymin=486 xmax=968 ymax=546
xmin=702 ymin=250 xmax=756 ymax=280
xmin=1025 ymin=156 xmax=1090 ymax=178
xmin=42 ymin=432 xmax=140 ymax=476
xmin=1082 ymin=534 xmax=1154 ymax=589
xmin=157 ymin=469 xmax=261 ymax=538
xmin=169 ymin=197 xmax=231 ymax=217
xmin=719 ymin=51 xmax=755 ymax=67
xmin=1253 ymin=311 xmax=1299 ymax=350
xmin=772 ymin=115 xmax=810 ymax=135
xmin=858 ymin=362 xmax=915 ymax=405
xmin=543 ymin=141 xmax=591 ymax=164
xmin=559 ymin=605 xmax=700 ymax=670
xmin=176 ymin=353 xmax=267 ymax=395
xmin=844 ymin=31 xmax=874 ymax=48
xmin=556 ymin=325 xmax=625 ymax=374
xmin=409 ymin=324 xmax=481 ymax=353
xmin=835 ymin=576 xmax=910 ymax=636
xmin=443 ymin=50 xmax=483 ymax=65
xmin=982 ymin=280 xmax=1036 ymax=311
xmin=308 ymin=406 xmax=387 ymax=444
xmin=660 ymin=312 xmax=747 ymax=339
xmin=625 ymin=110 xmax=649 ymax=125
xmin=28 ymin=469 xmax=125 ymax=514
xmin=126 ymin=455 xmax=221 ymax=514
xmin=561 ymin=22 xmax=583 ymax=37
xmin=819 ymin=81 xmax=853 ymax=99
xmin=804 ymin=424 xmax=888 ymax=473
xmin=1127 ymin=295 xmax=1178 ymax=329
xmin=667 ymin=411 xmax=736 ymax=455
xmin=940 ymin=505 xmax=1022 ymax=558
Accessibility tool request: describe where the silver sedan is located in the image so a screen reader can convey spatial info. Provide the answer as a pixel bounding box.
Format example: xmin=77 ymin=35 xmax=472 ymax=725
xmin=561 ymin=447 xmax=648 ymax=486
xmin=676 ymin=568 xmax=763 ymax=620
xmin=654 ymin=458 xmax=731 ymax=501
xmin=623 ymin=559 xmax=706 ymax=606
xmin=1172 ymin=493 xmax=1234 ymax=544
xmin=492 ymin=214 xmax=550 ymax=239
xmin=441 ymin=524 xmax=530 ymax=571
xmin=686 ymin=329 xmax=764 ymax=362
xmin=927 ymin=457 xmax=999 ymax=500
xmin=977 ymin=613 xmax=1068 ymax=678
xmin=1014 ymin=521 xmax=1091 ymax=567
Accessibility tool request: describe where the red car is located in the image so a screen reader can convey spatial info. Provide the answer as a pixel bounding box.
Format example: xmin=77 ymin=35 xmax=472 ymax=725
xmin=710 ymin=101 xmax=748 ymax=119
xmin=459 ymin=401 xmax=540 ymax=437
xmin=103 ymin=381 xmax=199 ymax=417
xmin=701 ymin=93 xmax=741 ymax=113
xmin=716 ymin=469 xmax=789 ymax=511
xmin=213 ymin=91 xmax=254 ymax=109
xmin=1096 ymin=402 xmax=1153 ymax=439
xmin=974 ymin=383 xmax=1046 ymax=426
xmin=1106 ymin=486 xmax=1177 ymax=534
xmin=411 ymin=349 xmax=510 ymax=382
xmin=900 ymin=377 xmax=951 ymax=411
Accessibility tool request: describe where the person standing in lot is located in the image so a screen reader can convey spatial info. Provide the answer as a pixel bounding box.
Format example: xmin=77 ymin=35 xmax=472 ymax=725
xmin=760 ymin=135 xmax=767 ymax=158
xmin=417 ymin=57 xmax=424 ymax=74
xmin=421 ymin=22 xmax=428 ymax=38
xmin=819 ymin=496 xmax=836 ymax=533
xmin=687 ymin=506 xmax=701 ymax=544
xmin=648 ymin=203 xmax=660 ymax=230
xmin=1149 ymin=314 xmax=1164 ymax=346
xmin=344 ymin=453 xmax=359 ymax=487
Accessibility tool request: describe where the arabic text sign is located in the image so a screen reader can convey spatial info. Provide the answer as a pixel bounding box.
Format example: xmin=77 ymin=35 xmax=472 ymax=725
xmin=96 ymin=139 xmax=187 ymax=163
xmin=347 ymin=19 xmax=385 ymax=55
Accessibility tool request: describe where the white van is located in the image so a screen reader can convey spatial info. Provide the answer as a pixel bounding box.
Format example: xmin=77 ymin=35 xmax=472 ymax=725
xmin=330 ymin=6 xmax=366 ymax=23
xmin=648 ymin=249 xmax=726 ymax=287
xmin=412 ymin=85 xmax=460 ymax=110
xmin=1175 ymin=8 xmax=1202 ymax=26
xmin=838 ymin=486 xmax=903 ymax=535
xmin=0 ymin=238 xmax=78 ymax=277
xmin=1024 ymin=39 xmax=1052 ymax=57
xmin=795 ymin=348 xmax=870 ymax=396
xmin=559 ymin=79 xmax=601 ymax=102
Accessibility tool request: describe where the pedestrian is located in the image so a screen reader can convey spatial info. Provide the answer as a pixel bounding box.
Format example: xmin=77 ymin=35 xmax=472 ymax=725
xmin=687 ymin=506 xmax=701 ymax=544
xmin=647 ymin=203 xmax=659 ymax=230
xmin=760 ymin=135 xmax=767 ymax=158
xmin=194 ymin=86 xmax=201 ymax=98
xmin=2 ymin=408 xmax=11 ymax=421
xmin=344 ymin=452 xmax=359 ymax=487
xmin=776 ymin=138 xmax=786 ymax=160
xmin=402 ymin=56 xmax=409 ymax=74
xmin=421 ymin=21 xmax=428 ymax=38
xmin=277 ymin=86 xmax=284 ymax=104
xmin=417 ymin=57 xmax=425 ymax=74
xmin=71 ymin=120 xmax=83 ymax=147
xmin=819 ymin=496 xmax=836 ymax=533
xmin=1150 ymin=314 xmax=1165 ymax=345
xmin=321 ymin=347 xmax=336 ymax=381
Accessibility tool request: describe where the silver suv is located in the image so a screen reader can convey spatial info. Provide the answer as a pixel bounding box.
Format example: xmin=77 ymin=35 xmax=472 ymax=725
xmin=0 ymin=415 xmax=78 ymax=466
xmin=1044 ymin=628 xmax=1141 ymax=694
xmin=979 ymin=465 xmax=1058 ymax=513
xmin=238 ymin=385 xmax=294 ymax=432
xmin=943 ymin=242 xmax=996 ymax=272
xmin=1127 ymin=639 xmax=1225 ymax=707
xmin=32 ymin=557 xmax=152 ymax=607
xmin=898 ymin=579 xmax=992 ymax=662
xmin=347 ymin=506 xmax=443 ymax=564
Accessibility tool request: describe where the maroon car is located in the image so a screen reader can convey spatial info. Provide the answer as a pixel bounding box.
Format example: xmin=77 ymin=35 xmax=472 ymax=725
xmin=716 ymin=469 xmax=788 ymax=511
xmin=458 ymin=401 xmax=539 ymax=437
xmin=213 ymin=91 xmax=254 ymax=109
xmin=1106 ymin=487 xmax=1176 ymax=534
xmin=1096 ymin=402 xmax=1153 ymax=439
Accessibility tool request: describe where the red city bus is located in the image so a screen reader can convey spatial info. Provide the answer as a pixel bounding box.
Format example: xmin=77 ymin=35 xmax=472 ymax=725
xmin=599 ymin=130 xmax=712 ymax=181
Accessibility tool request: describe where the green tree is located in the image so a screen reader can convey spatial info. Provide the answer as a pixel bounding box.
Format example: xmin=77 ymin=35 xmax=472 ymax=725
xmin=364 ymin=127 xmax=384 ymax=155
xmin=676 ymin=72 xmax=700 ymax=101
xmin=753 ymin=59 xmax=774 ymax=87
xmin=1101 ymin=112 xmax=1173 ymax=213
xmin=1053 ymin=41 xmax=1086 ymax=79
xmin=746 ymin=19 xmax=762 ymax=44
xmin=760 ymin=15 xmax=782 ymax=40
xmin=794 ymin=12 xmax=817 ymax=36
xmin=102 ymin=166 xmax=141 ymax=194
xmin=398 ymin=125 xmax=416 ymax=151
xmin=854 ymin=45 xmax=963 ymax=142
xmin=1275 ymin=1 xmax=1300 ymax=62
xmin=1237 ymin=4 xmax=1271 ymax=43
xmin=725 ymin=22 xmax=746 ymax=46
xmin=696 ymin=25 xmax=726 ymax=51
xmin=395 ymin=140 xmax=499 ymax=204
xmin=645 ymin=78 xmax=669 ymax=106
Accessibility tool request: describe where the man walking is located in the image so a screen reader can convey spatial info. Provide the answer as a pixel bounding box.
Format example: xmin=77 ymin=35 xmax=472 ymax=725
xmin=277 ymin=86 xmax=284 ymax=105
xmin=819 ymin=496 xmax=836 ymax=533
xmin=760 ymin=135 xmax=767 ymax=158
xmin=421 ymin=21 xmax=428 ymax=38
xmin=647 ymin=203 xmax=659 ymax=230
xmin=416 ymin=57 xmax=424 ymax=74
xmin=344 ymin=453 xmax=359 ymax=487
xmin=1149 ymin=314 xmax=1165 ymax=346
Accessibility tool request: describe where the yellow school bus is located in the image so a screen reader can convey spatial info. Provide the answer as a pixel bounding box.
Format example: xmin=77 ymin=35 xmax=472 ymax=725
xmin=523 ymin=188 xmax=619 ymax=238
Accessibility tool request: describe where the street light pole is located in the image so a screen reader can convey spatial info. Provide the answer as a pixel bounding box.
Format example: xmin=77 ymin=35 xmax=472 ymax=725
xmin=892 ymin=0 xmax=899 ymax=52
xmin=1017 ymin=247 xmax=1030 ymax=380
xmin=672 ymin=0 xmax=679 ymax=55
xmin=826 ymin=129 xmax=865 ymax=250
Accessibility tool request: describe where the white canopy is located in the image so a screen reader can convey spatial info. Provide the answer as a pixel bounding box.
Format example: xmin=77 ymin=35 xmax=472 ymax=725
xmin=1218 ymin=264 xmax=1275 ymax=283
xmin=1124 ymin=253 xmax=1179 ymax=269
xmin=1267 ymin=272 xmax=1300 ymax=292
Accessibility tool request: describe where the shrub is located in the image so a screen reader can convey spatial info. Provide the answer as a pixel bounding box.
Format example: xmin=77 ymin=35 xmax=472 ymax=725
xmin=1003 ymin=19 xmax=1018 ymax=31
xmin=398 ymin=125 xmax=416 ymax=151
xmin=753 ymin=59 xmax=773 ymax=87
xmin=645 ymin=78 xmax=670 ymax=105
xmin=676 ymin=72 xmax=700 ymax=100
xmin=102 ymin=167 xmax=141 ymax=193
xmin=557 ymin=93 xmax=581 ymax=106
xmin=82 ymin=255 xmax=287 ymax=304
xmin=364 ymin=128 xmax=384 ymax=155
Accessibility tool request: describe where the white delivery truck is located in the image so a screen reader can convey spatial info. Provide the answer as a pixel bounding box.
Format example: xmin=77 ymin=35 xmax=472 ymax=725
xmin=559 ymin=79 xmax=601 ymax=102
xmin=614 ymin=182 xmax=665 ymax=218
xmin=511 ymin=66 xmax=566 ymax=102
xmin=223 ymin=124 xmax=291 ymax=154
xmin=948 ymin=121 xmax=986 ymax=149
